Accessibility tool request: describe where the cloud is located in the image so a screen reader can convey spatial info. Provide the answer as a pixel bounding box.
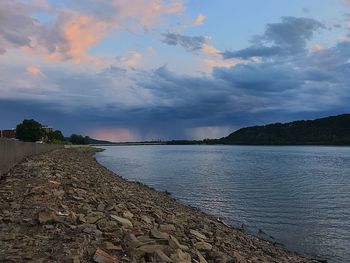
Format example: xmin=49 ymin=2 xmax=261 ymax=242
xmin=119 ymin=52 xmax=143 ymax=68
xmin=26 ymin=65 xmax=43 ymax=75
xmin=4 ymin=32 xmax=350 ymax=139
xmin=223 ymin=17 xmax=324 ymax=59
xmin=310 ymin=44 xmax=324 ymax=52
xmin=89 ymin=127 xmax=139 ymax=142
xmin=201 ymin=44 xmax=220 ymax=57
xmin=161 ymin=33 xmax=207 ymax=51
xmin=1 ymin=10 xmax=350 ymax=141
xmin=0 ymin=1 xmax=43 ymax=54
xmin=0 ymin=0 xmax=185 ymax=63
xmin=60 ymin=15 xmax=109 ymax=63
xmin=193 ymin=14 xmax=206 ymax=26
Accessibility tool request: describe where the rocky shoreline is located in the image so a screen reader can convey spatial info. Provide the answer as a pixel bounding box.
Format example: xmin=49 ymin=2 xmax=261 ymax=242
xmin=0 ymin=148 xmax=318 ymax=262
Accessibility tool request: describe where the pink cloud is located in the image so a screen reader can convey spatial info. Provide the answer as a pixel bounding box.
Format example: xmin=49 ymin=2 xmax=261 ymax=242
xmin=26 ymin=65 xmax=43 ymax=75
xmin=90 ymin=128 xmax=139 ymax=142
xmin=0 ymin=0 xmax=185 ymax=64
xmin=201 ymin=44 xmax=220 ymax=57
xmin=62 ymin=15 xmax=109 ymax=64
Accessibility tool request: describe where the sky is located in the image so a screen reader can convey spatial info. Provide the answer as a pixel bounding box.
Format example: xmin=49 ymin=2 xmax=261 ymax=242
xmin=1 ymin=0 xmax=350 ymax=141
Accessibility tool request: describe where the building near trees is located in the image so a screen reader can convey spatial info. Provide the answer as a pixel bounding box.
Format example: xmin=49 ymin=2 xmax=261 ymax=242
xmin=0 ymin=129 xmax=16 ymax=139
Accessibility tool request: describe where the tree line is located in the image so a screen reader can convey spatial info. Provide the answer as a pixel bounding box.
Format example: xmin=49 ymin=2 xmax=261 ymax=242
xmin=15 ymin=119 xmax=90 ymax=145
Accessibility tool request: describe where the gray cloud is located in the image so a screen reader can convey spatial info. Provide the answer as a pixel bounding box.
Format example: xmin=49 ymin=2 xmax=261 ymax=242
xmin=2 ymin=35 xmax=350 ymax=140
xmin=1 ymin=13 xmax=349 ymax=140
xmin=0 ymin=1 xmax=42 ymax=53
xmin=223 ymin=17 xmax=324 ymax=59
xmin=161 ymin=33 xmax=207 ymax=51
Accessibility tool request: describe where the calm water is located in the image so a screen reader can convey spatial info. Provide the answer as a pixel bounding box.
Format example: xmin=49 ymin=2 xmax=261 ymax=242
xmin=96 ymin=145 xmax=350 ymax=262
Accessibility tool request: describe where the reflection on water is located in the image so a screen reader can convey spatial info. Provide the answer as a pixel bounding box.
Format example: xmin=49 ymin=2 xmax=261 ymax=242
xmin=96 ymin=145 xmax=350 ymax=263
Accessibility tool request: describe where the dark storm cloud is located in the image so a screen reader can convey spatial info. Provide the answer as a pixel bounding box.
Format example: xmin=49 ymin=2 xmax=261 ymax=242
xmin=223 ymin=17 xmax=324 ymax=59
xmin=2 ymin=14 xmax=350 ymax=140
xmin=161 ymin=33 xmax=207 ymax=51
xmin=213 ymin=63 xmax=303 ymax=93
xmin=4 ymin=33 xmax=350 ymax=139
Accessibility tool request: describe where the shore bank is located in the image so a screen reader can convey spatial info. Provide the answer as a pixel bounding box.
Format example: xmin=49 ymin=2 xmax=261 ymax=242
xmin=0 ymin=148 xmax=316 ymax=262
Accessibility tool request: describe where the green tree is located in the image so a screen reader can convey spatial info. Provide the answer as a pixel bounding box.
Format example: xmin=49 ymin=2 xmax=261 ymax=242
xmin=16 ymin=119 xmax=43 ymax=142
xmin=69 ymin=134 xmax=90 ymax=145
xmin=47 ymin=130 xmax=66 ymax=144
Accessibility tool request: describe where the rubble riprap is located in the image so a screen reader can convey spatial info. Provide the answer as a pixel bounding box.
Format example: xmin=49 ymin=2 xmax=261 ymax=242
xmin=0 ymin=148 xmax=315 ymax=262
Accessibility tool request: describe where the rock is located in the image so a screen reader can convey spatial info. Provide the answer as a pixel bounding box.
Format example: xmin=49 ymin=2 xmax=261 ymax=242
xmin=105 ymin=242 xmax=122 ymax=251
xmin=154 ymin=250 xmax=172 ymax=262
xmin=150 ymin=228 xmax=169 ymax=240
xmin=97 ymin=203 xmax=106 ymax=212
xmin=169 ymin=235 xmax=189 ymax=251
xmin=136 ymin=244 xmax=167 ymax=257
xmin=48 ymin=180 xmax=60 ymax=189
xmin=86 ymin=213 xmax=104 ymax=224
xmin=190 ymin=230 xmax=207 ymax=240
xmin=65 ymin=212 xmax=77 ymax=224
xmin=72 ymin=255 xmax=80 ymax=263
xmin=110 ymin=215 xmax=133 ymax=228
xmin=126 ymin=234 xmax=142 ymax=249
xmin=159 ymin=224 xmax=175 ymax=233
xmin=38 ymin=210 xmax=57 ymax=224
xmin=93 ymin=248 xmax=118 ymax=263
xmin=141 ymin=215 xmax=152 ymax=225
xmin=80 ymin=223 xmax=102 ymax=236
xmin=77 ymin=214 xmax=87 ymax=224
xmin=97 ymin=219 xmax=120 ymax=232
xmin=137 ymin=235 xmax=158 ymax=246
xmin=170 ymin=249 xmax=191 ymax=262
xmin=194 ymin=242 xmax=212 ymax=251
xmin=196 ymin=251 xmax=208 ymax=263
xmin=233 ymin=251 xmax=248 ymax=263
xmin=123 ymin=210 xmax=133 ymax=219
xmin=72 ymin=195 xmax=84 ymax=201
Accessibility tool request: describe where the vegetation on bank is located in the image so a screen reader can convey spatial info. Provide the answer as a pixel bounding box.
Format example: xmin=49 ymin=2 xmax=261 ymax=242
xmin=13 ymin=114 xmax=350 ymax=146
xmin=218 ymin=114 xmax=350 ymax=145
xmin=69 ymin=134 xmax=90 ymax=145
xmin=15 ymin=119 xmax=90 ymax=145
xmin=16 ymin=119 xmax=44 ymax=142
xmin=167 ymin=114 xmax=350 ymax=146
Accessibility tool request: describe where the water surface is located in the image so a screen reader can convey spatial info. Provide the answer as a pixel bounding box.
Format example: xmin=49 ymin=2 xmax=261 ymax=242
xmin=96 ymin=145 xmax=350 ymax=263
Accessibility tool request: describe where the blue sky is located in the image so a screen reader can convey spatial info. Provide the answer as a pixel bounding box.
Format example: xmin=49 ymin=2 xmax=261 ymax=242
xmin=1 ymin=0 xmax=350 ymax=141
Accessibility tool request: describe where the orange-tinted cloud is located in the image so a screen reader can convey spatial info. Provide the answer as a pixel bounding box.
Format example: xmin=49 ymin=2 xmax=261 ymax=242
xmin=200 ymin=43 xmax=246 ymax=73
xmin=201 ymin=44 xmax=220 ymax=57
xmin=90 ymin=128 xmax=139 ymax=142
xmin=1 ymin=0 xmax=185 ymax=65
xmin=26 ymin=65 xmax=43 ymax=75
xmin=193 ymin=14 xmax=206 ymax=26
xmin=310 ymin=44 xmax=324 ymax=52
xmin=62 ymin=15 xmax=109 ymax=63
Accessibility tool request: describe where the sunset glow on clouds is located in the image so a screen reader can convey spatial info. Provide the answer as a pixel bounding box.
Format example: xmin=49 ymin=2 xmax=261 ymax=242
xmin=26 ymin=66 xmax=43 ymax=75
xmin=90 ymin=128 xmax=139 ymax=142
xmin=193 ymin=14 xmax=206 ymax=26
xmin=1 ymin=0 xmax=350 ymax=141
